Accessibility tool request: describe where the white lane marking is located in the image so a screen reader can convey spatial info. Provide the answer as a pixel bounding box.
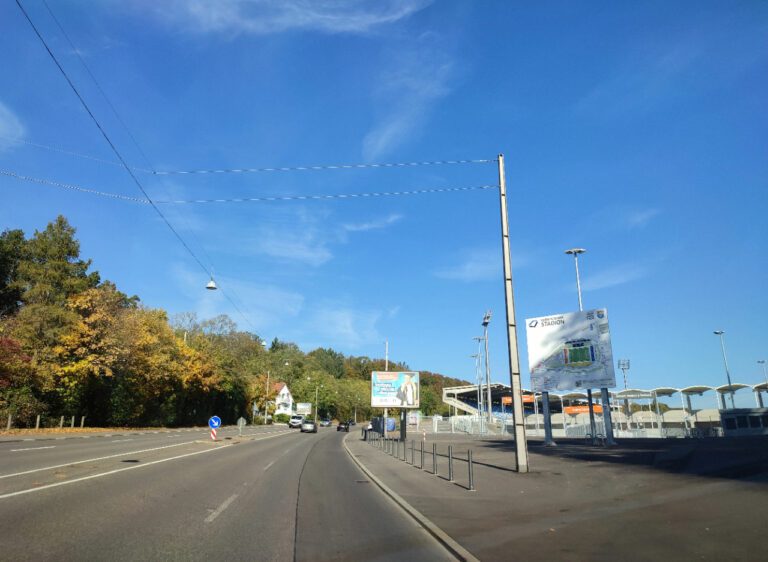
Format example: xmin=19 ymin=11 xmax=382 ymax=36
xmin=110 ymin=439 xmax=134 ymax=443
xmin=204 ymin=493 xmax=239 ymax=523
xmin=0 ymin=440 xmax=196 ymax=480
xmin=10 ymin=446 xmax=56 ymax=452
xmin=0 ymin=444 xmax=233 ymax=500
xmin=263 ymin=461 xmax=275 ymax=472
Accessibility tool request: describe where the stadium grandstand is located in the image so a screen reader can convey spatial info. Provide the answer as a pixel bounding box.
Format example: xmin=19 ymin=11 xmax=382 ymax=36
xmin=441 ymin=382 xmax=768 ymax=438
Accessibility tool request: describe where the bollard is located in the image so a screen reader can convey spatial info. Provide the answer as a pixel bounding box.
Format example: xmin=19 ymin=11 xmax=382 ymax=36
xmin=468 ymin=449 xmax=475 ymax=491
xmin=70 ymin=415 xmax=75 ymax=428
xmin=410 ymin=440 xmax=414 ymax=465
xmin=420 ymin=441 xmax=424 ymax=469
xmin=36 ymin=414 xmax=40 ymax=430
xmin=448 ymin=445 xmax=454 ymax=481
xmin=59 ymin=415 xmax=64 ymax=428
xmin=396 ymin=439 xmax=400 ymax=458
xmin=433 ymin=443 xmax=437 ymax=475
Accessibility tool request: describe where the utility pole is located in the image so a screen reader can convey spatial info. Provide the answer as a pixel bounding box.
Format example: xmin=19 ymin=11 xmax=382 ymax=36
xmin=497 ymin=154 xmax=529 ymax=472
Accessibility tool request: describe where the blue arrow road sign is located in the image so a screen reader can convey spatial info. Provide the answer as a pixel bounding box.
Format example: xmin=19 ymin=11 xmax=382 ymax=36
xmin=209 ymin=416 xmax=221 ymax=429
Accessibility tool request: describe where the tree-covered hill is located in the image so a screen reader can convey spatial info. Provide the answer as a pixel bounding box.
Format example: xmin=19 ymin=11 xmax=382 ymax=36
xmin=1 ymin=216 xmax=468 ymax=428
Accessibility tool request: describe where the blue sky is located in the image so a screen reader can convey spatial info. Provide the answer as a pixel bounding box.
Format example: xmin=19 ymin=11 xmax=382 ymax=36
xmin=1 ymin=1 xmax=766 ymax=407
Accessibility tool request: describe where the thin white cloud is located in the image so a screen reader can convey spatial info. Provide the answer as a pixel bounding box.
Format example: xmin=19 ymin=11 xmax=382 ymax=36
xmin=363 ymin=33 xmax=455 ymax=160
xmin=580 ymin=263 xmax=647 ymax=292
xmin=342 ymin=213 xmax=402 ymax=232
xmin=172 ymin=263 xmax=304 ymax=330
xmin=0 ymin=102 xmax=25 ymax=151
xmin=436 ymin=249 xmax=526 ymax=282
xmin=306 ymin=305 xmax=382 ymax=349
xmin=254 ymin=228 xmax=333 ymax=266
xmin=627 ymin=208 xmax=661 ymax=229
xmin=146 ymin=0 xmax=431 ymax=35
xmin=575 ymin=19 xmax=768 ymax=119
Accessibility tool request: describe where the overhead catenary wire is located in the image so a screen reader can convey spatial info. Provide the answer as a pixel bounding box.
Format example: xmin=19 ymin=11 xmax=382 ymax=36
xmin=0 ymin=134 xmax=494 ymax=176
xmin=42 ymin=0 xmax=224 ymax=311
xmin=41 ymin=0 xmax=156 ymax=173
xmin=15 ymin=0 xmax=255 ymax=331
xmin=0 ymin=168 xmax=498 ymax=204
xmin=153 ymin=185 xmax=500 ymax=204
xmin=0 ymin=169 xmax=149 ymax=202
xmin=150 ymin=158 xmax=497 ymax=175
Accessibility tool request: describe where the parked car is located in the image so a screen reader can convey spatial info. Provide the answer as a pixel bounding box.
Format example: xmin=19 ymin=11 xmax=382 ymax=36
xmin=289 ymin=414 xmax=305 ymax=429
xmin=348 ymin=420 xmax=356 ymax=426
xmin=319 ymin=418 xmax=331 ymax=427
xmin=337 ymin=421 xmax=349 ymax=432
xmin=301 ymin=420 xmax=318 ymax=433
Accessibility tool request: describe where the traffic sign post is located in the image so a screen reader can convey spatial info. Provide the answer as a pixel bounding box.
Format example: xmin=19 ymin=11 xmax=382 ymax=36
xmin=208 ymin=416 xmax=221 ymax=440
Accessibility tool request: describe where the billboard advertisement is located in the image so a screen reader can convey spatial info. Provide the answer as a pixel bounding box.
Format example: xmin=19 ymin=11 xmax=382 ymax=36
xmin=296 ymin=402 xmax=312 ymax=415
xmin=371 ymin=371 xmax=420 ymax=408
xmin=526 ymin=308 xmax=616 ymax=392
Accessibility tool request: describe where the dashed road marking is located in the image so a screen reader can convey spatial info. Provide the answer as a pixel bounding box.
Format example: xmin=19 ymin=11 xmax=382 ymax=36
xmin=204 ymin=493 xmax=239 ymax=523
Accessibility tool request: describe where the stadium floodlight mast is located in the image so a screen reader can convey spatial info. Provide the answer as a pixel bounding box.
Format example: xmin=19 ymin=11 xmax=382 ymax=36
xmin=759 ymin=360 xmax=768 ymax=385
xmin=481 ymin=311 xmax=493 ymax=424
xmin=713 ymin=331 xmax=735 ymax=408
xmin=618 ymin=359 xmax=630 ymax=390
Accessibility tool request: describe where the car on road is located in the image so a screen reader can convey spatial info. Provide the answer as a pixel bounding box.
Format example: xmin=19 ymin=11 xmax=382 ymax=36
xmin=289 ymin=414 xmax=305 ymax=429
xmin=337 ymin=421 xmax=349 ymax=432
xmin=319 ymin=418 xmax=331 ymax=427
xmin=348 ymin=420 xmax=356 ymax=426
xmin=301 ymin=420 xmax=318 ymax=433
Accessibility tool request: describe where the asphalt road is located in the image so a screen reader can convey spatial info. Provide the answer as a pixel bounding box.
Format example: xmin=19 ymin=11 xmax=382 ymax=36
xmin=0 ymin=426 xmax=451 ymax=561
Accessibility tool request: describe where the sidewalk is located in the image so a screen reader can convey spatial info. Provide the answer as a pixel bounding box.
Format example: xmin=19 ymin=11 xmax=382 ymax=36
xmin=345 ymin=431 xmax=768 ymax=561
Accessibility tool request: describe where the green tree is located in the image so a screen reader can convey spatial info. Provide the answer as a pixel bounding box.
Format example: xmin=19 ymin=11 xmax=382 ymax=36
xmin=16 ymin=215 xmax=99 ymax=306
xmin=0 ymin=228 xmax=25 ymax=318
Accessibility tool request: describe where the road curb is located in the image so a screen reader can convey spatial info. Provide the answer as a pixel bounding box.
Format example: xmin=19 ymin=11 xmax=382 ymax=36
xmin=342 ymin=434 xmax=480 ymax=562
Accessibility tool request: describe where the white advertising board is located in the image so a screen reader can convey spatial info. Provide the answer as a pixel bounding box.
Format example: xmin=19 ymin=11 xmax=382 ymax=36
xmin=296 ymin=402 xmax=312 ymax=415
xmin=371 ymin=371 xmax=420 ymax=408
xmin=526 ymin=308 xmax=616 ymax=392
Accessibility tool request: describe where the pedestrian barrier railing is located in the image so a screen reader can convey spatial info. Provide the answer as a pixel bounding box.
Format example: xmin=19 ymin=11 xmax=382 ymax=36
xmin=363 ymin=433 xmax=476 ymax=491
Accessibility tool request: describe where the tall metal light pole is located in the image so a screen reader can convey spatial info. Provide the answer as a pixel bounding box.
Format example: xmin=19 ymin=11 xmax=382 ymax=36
xmin=470 ymin=350 xmax=483 ymax=415
xmin=481 ymin=311 xmax=493 ymax=424
xmin=618 ymin=359 xmax=630 ymax=431
xmin=565 ymin=247 xmax=596 ymax=442
xmin=713 ymin=331 xmax=735 ymax=408
xmin=759 ymin=360 xmax=767 ymax=385
xmin=564 ymin=248 xmax=615 ymax=446
xmin=565 ymin=248 xmax=585 ymax=311
xmin=497 ymin=154 xmax=528 ymax=472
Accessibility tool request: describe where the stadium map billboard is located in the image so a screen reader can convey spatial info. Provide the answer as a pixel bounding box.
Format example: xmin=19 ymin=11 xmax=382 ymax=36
xmin=526 ymin=308 xmax=617 ymax=392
